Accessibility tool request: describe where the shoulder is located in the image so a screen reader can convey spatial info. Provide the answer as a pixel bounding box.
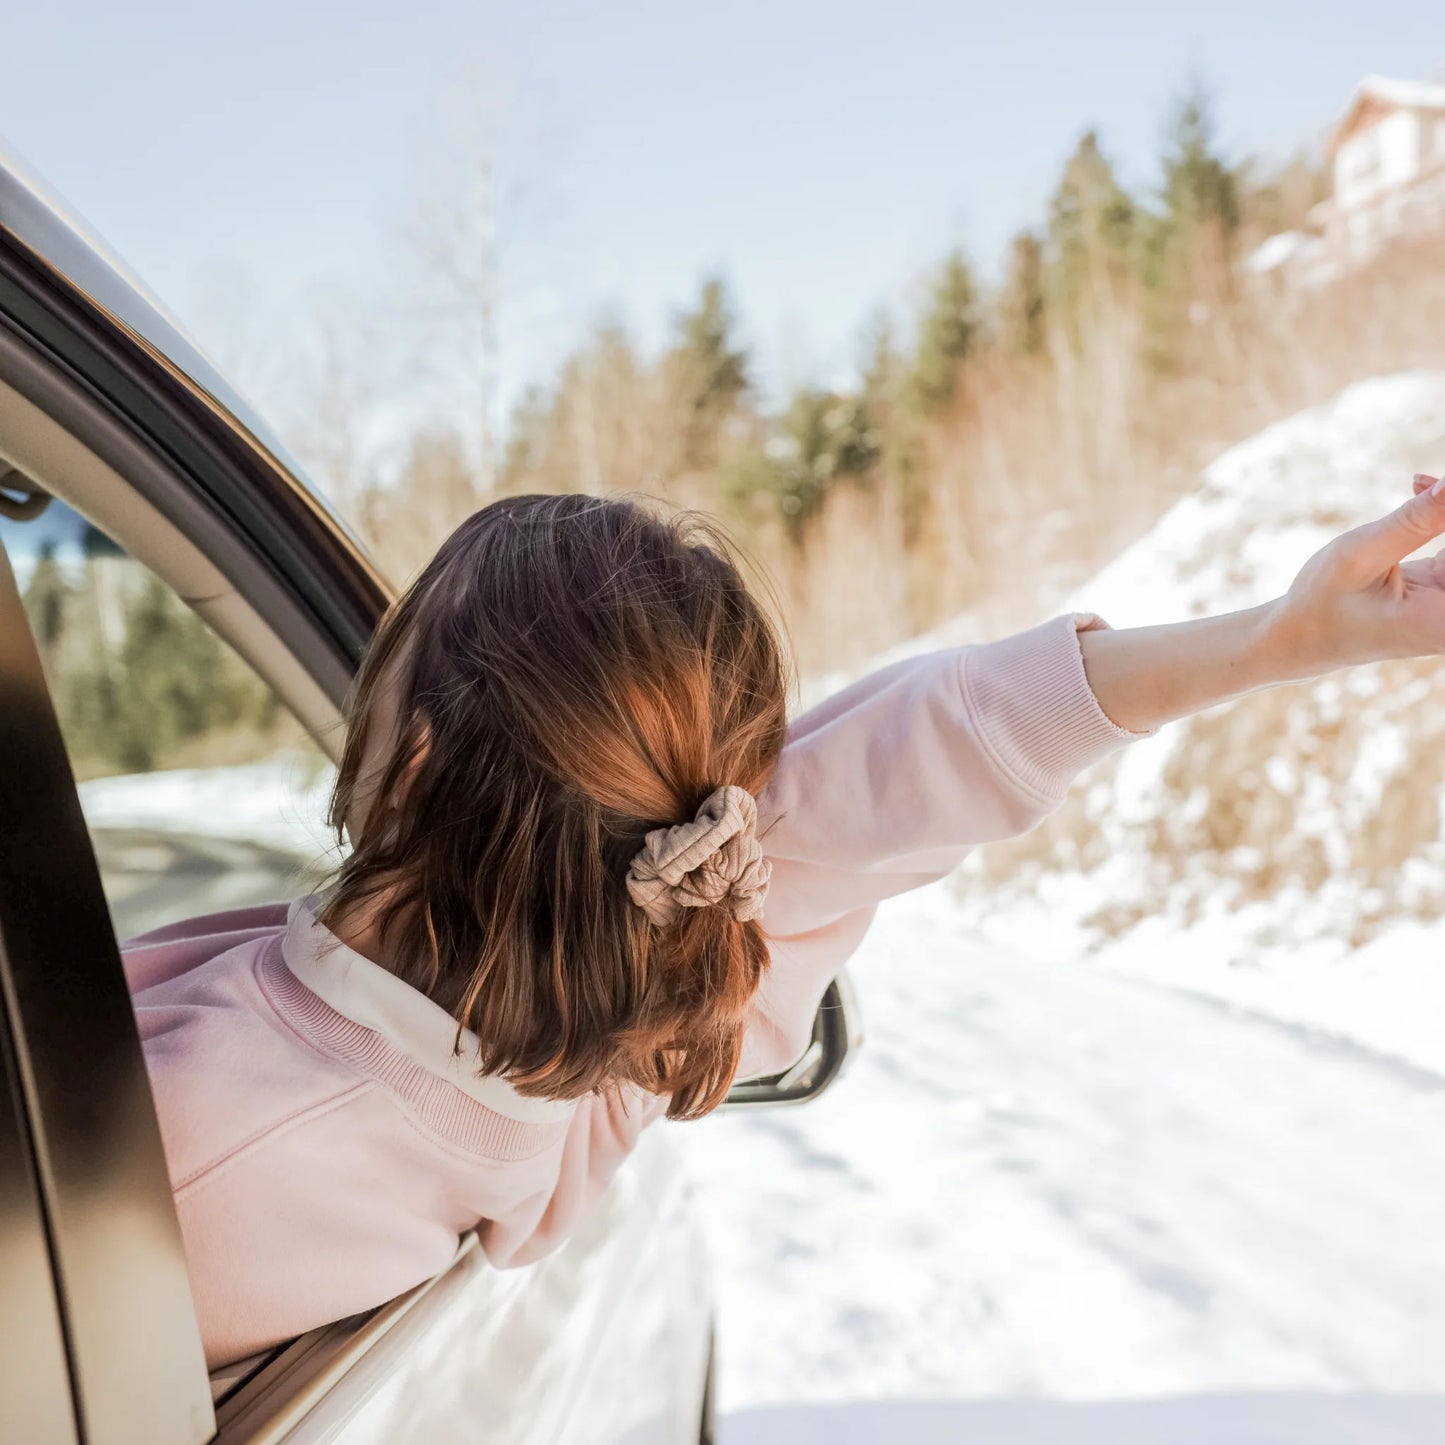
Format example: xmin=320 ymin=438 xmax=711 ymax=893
xmin=135 ymin=935 xmax=369 ymax=1192
xmin=122 ymin=900 xmax=292 ymax=995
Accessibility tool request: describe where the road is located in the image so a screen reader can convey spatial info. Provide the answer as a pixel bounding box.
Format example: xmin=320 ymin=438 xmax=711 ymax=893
xmin=684 ymin=885 xmax=1445 ymax=1430
xmin=94 ymin=827 xmax=327 ymax=940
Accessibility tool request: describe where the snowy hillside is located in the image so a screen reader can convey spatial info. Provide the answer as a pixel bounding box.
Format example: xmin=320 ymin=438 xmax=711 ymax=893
xmin=953 ymin=371 xmax=1445 ymax=1074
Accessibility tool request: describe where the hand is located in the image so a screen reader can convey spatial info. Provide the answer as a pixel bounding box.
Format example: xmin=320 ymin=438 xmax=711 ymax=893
xmin=1079 ymin=473 xmax=1445 ymax=734
xmin=1268 ymin=474 xmax=1445 ymax=677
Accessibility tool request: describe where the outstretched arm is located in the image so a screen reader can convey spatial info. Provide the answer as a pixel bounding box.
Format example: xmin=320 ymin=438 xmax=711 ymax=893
xmin=1079 ymin=474 xmax=1445 ymax=733
xmin=740 ymin=474 xmax=1445 ymax=1077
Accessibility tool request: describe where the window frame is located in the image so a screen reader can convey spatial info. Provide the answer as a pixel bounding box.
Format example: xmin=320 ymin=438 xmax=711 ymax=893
xmin=0 ymin=895 xmax=79 ymax=1445
xmin=0 ymin=534 xmax=212 ymax=1443
xmin=0 ymin=162 xmax=389 ymax=700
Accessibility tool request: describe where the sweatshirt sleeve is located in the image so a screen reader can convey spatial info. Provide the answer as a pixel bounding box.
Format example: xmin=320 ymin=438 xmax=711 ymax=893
xmin=477 ymin=1085 xmax=669 ymax=1270
xmin=738 ymin=613 xmax=1146 ymax=1078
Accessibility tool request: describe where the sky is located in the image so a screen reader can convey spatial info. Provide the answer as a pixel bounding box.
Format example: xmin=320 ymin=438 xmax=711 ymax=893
xmin=6 ymin=1 xmax=1443 ymax=447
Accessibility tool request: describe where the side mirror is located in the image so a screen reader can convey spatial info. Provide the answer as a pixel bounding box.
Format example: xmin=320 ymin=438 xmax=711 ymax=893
xmin=723 ymin=969 xmax=861 ymax=1109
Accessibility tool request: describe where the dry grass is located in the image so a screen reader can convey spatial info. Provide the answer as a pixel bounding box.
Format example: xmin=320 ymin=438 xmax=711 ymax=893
xmin=964 ymin=657 xmax=1445 ymax=951
xmin=335 ymin=234 xmax=1445 ymax=686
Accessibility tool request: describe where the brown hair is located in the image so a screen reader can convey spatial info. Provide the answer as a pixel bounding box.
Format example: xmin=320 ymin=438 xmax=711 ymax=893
xmin=322 ymin=494 xmax=791 ymax=1119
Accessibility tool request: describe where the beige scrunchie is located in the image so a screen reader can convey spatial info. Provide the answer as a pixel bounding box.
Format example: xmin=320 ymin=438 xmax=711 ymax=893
xmin=625 ymin=785 xmax=772 ymax=928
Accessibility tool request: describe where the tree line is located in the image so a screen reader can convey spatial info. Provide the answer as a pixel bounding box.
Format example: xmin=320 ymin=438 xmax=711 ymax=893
xmin=346 ymin=82 xmax=1366 ymax=677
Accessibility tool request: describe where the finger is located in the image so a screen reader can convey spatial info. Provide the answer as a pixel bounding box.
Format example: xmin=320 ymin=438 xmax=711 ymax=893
xmin=1403 ymin=554 xmax=1445 ymax=586
xmin=1415 ymin=473 xmax=1438 ymax=496
xmin=1345 ymin=477 xmax=1445 ymax=571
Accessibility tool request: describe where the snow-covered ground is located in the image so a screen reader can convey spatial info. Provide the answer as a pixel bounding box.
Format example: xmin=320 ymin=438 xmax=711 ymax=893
xmin=723 ymin=1394 xmax=1445 ymax=1444
xmin=686 ymin=883 xmax=1445 ymax=1430
xmin=79 ymin=752 xmax=336 ymax=860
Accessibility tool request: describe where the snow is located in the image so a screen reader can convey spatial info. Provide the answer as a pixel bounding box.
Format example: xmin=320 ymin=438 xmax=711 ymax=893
xmin=1245 ymin=230 xmax=1315 ymax=275
xmin=686 ymin=882 xmax=1445 ymax=1429
xmin=1354 ymin=75 xmax=1445 ymax=116
xmin=952 ymin=371 xmax=1445 ymax=1077
xmin=78 ymin=751 xmax=338 ymax=862
xmin=724 ymin=1395 xmax=1445 ymax=1444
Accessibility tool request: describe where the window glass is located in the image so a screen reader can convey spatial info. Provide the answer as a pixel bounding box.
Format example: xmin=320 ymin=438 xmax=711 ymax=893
xmin=0 ymin=496 xmax=335 ymax=940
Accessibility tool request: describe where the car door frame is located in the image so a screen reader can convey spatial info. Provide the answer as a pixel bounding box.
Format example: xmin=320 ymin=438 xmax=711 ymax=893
xmin=0 ymin=531 xmax=214 ymax=1443
xmin=0 ymin=828 xmax=82 ymax=1445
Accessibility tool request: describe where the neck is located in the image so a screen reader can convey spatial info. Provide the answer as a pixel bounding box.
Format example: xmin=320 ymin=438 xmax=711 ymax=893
xmin=324 ymin=890 xmax=397 ymax=974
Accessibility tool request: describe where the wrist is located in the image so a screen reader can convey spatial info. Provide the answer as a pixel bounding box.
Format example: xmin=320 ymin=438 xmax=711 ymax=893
xmin=1253 ymin=597 xmax=1339 ymax=685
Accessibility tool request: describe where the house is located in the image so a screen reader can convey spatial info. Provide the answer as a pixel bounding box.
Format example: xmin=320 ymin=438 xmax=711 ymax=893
xmin=1326 ymin=75 xmax=1445 ymax=254
xmin=1248 ymin=75 xmax=1445 ymax=283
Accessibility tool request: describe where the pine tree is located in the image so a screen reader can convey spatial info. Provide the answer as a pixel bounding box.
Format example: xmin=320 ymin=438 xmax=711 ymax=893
xmin=859 ymin=309 xmax=904 ymax=411
xmin=722 ymin=388 xmax=879 ymax=544
xmin=22 ymin=542 xmax=69 ymax=672
xmin=61 ymin=575 xmax=271 ymax=774
xmin=910 ymin=250 xmax=980 ymax=412
xmin=1142 ymin=81 xmax=1241 ymax=324
xmin=667 ymin=277 xmax=749 ymax=468
xmin=999 ymin=231 xmax=1047 ymax=355
xmin=1045 ymin=131 xmax=1137 ymax=314
xmin=1158 ymin=83 xmax=1240 ymax=244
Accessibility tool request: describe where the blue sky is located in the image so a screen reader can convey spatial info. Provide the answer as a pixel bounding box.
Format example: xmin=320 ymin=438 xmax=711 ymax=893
xmin=6 ymin=2 xmax=1442 ymax=434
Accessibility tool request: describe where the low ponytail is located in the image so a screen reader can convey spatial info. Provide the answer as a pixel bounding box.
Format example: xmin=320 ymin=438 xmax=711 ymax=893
xmin=324 ymin=494 xmax=790 ymax=1120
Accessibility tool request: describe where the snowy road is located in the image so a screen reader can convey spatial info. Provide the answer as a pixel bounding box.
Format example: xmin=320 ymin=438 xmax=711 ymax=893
xmin=684 ymin=885 xmax=1445 ymax=1424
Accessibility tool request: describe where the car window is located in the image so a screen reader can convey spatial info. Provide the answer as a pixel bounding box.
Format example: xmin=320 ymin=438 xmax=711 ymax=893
xmin=0 ymin=496 xmax=336 ymax=940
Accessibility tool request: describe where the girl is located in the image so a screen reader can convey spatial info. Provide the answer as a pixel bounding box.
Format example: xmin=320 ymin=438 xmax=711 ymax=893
xmin=125 ymin=476 xmax=1445 ymax=1368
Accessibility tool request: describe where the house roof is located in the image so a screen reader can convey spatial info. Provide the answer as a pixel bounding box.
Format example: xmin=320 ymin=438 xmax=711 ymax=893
xmin=1331 ymin=75 xmax=1445 ymax=154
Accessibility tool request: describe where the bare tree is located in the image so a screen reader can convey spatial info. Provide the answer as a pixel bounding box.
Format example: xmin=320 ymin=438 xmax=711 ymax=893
xmin=399 ymin=46 xmax=564 ymax=492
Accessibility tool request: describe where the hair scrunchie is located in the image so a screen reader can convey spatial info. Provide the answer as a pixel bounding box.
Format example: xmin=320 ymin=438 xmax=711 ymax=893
xmin=626 ymin=785 xmax=771 ymax=928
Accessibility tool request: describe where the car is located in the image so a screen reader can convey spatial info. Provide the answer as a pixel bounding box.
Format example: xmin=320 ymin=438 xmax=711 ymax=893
xmin=0 ymin=149 xmax=858 ymax=1445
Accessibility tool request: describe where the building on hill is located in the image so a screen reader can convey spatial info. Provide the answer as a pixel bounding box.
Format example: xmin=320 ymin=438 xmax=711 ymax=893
xmin=1327 ymin=76 xmax=1445 ymax=253
xmin=1248 ymin=75 xmax=1445 ymax=285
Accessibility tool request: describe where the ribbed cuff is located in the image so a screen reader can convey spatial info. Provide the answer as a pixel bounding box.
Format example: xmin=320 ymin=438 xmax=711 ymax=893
xmin=959 ymin=612 xmax=1150 ymax=805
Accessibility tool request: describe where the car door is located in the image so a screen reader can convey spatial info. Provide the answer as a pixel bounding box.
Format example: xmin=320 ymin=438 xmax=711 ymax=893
xmin=0 ymin=521 xmax=214 ymax=1443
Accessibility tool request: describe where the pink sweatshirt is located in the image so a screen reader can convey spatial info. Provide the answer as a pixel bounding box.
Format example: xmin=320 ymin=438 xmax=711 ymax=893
xmin=123 ymin=614 xmax=1142 ymax=1367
